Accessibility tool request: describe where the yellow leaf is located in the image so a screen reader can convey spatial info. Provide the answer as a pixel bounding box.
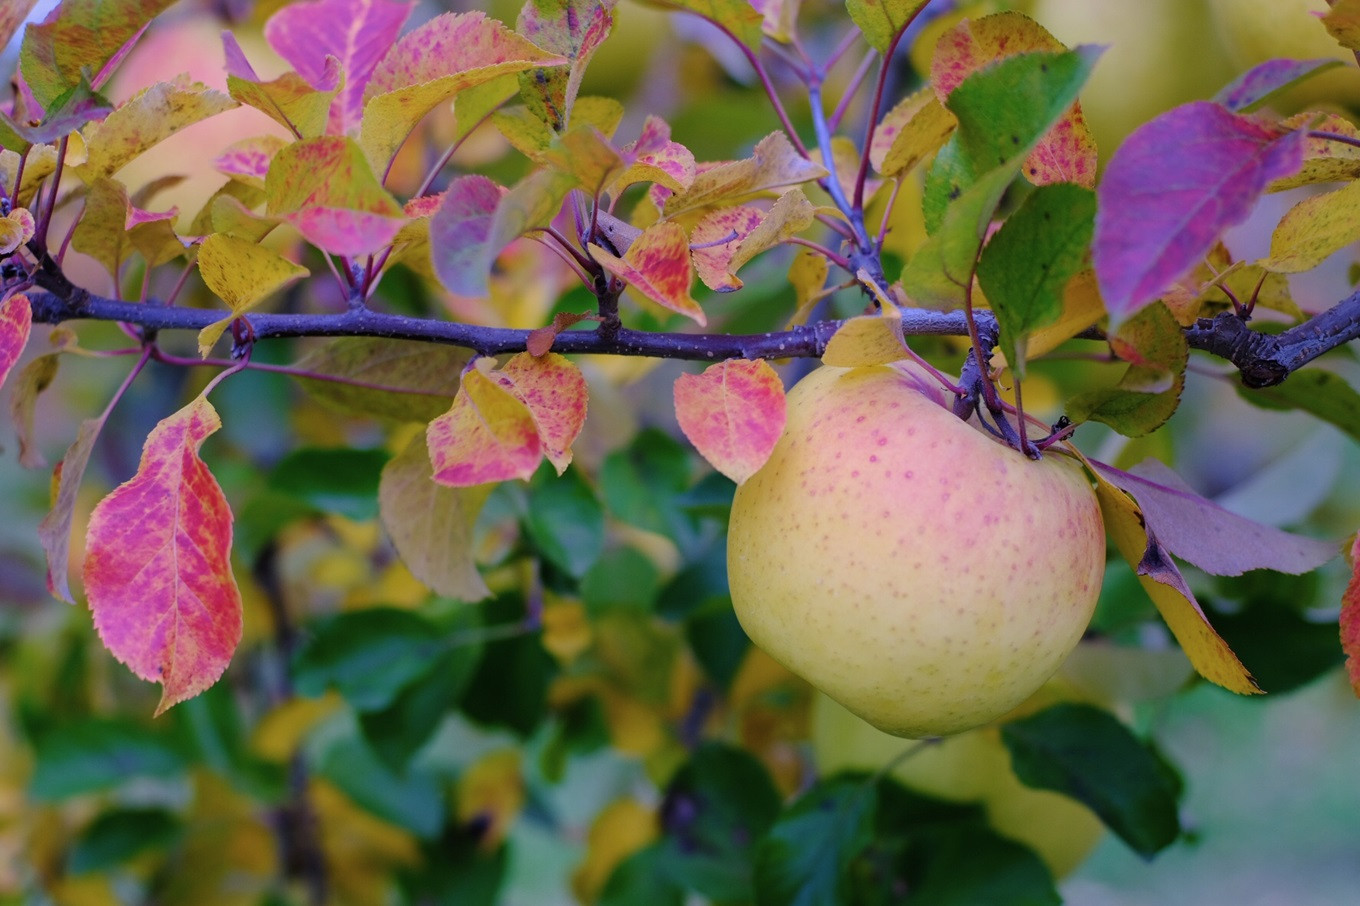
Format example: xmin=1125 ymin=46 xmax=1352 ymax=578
xmin=250 ymin=693 xmax=344 ymax=762
xmin=730 ymin=188 xmax=815 ymax=273
xmin=1262 ymin=177 xmax=1360 ymax=274
xmin=872 ymin=87 xmax=958 ymax=177
xmin=541 ymin=595 xmax=592 ymax=663
xmin=196 ymin=234 xmax=309 ymax=356
xmin=77 ymin=76 xmax=237 ymax=182
xmin=572 ymin=799 xmax=659 ymax=904
xmin=822 ymin=312 xmax=909 ymax=366
xmin=786 ymin=248 xmax=829 ymax=327
xmin=456 ymin=749 xmax=525 ymax=849
xmin=1025 ymin=269 xmax=1105 ymax=359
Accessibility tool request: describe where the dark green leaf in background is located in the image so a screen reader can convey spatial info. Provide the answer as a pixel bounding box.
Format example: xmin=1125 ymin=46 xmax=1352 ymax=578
xmin=1236 ymin=369 xmax=1360 ymax=444
xmin=754 ymin=777 xmax=877 ymax=906
xmin=1002 ymin=703 xmax=1181 ymax=857
xmin=292 ymin=608 xmax=446 ymax=712
xmin=523 ymin=462 xmax=605 ymax=579
xmin=461 ymin=594 xmax=556 ymax=737
xmin=267 ymin=446 xmax=389 ymax=521
xmin=69 ymin=807 xmax=181 ymax=874
xmin=30 ymin=719 xmax=189 ymax=800
xmin=600 ymin=846 xmax=686 ymax=906
xmin=582 ymin=546 xmax=661 ymax=615
xmin=312 ymin=718 xmax=445 ymax=838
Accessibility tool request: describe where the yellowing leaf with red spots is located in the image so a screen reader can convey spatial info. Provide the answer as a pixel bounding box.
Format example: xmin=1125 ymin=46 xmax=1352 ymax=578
xmin=224 ymin=32 xmax=341 ymax=139
xmin=692 ymin=205 xmax=764 ymax=292
xmin=731 ymin=188 xmax=815 ymax=272
xmin=359 ymin=11 xmax=566 ymax=170
xmin=0 ymin=293 xmax=31 ymax=393
xmin=1262 ymin=177 xmax=1360 ymax=274
xmin=427 ymin=361 xmax=541 ymax=487
xmin=590 ymin=221 xmax=705 ymax=325
xmin=610 ymin=115 xmax=697 ymax=195
xmin=83 ymin=395 xmax=243 ymax=714
xmin=197 ymin=234 xmax=310 ymax=356
xmin=1342 ymin=532 xmax=1360 ymax=697
xmin=663 ymin=131 xmax=828 ymax=218
xmin=378 ymin=432 xmax=491 ymax=601
xmin=0 ymin=207 xmax=35 ymax=254
xmin=214 ymin=135 xmax=289 ymax=189
xmin=75 ymin=76 xmax=236 ymax=182
xmin=931 ymin=12 xmax=1096 ymax=188
xmin=822 ymin=312 xmax=910 ymax=367
xmin=1270 ymin=113 xmax=1360 ymax=191
xmin=265 ymin=135 xmax=405 ymax=256
xmin=870 ymin=87 xmax=957 ymax=177
xmin=499 ymin=352 xmax=588 ymax=474
xmin=674 ymin=358 xmax=786 ymax=484
xmin=1091 ymin=461 xmax=1258 ymax=695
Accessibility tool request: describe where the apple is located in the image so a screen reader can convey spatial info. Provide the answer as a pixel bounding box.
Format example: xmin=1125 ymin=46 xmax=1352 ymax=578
xmin=726 ymin=363 xmax=1105 ymax=739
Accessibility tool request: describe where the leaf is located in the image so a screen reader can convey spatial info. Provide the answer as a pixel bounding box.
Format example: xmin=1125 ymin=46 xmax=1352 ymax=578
xmin=1066 ymin=302 xmax=1187 ymax=437
xmin=976 ymin=183 xmax=1095 ymax=378
xmin=1094 ymin=459 xmax=1338 ymax=577
xmin=516 ymin=0 xmax=613 ymax=131
xmin=846 ymin=0 xmax=929 ymax=55
xmin=267 ymin=447 xmax=388 ymax=521
xmin=1261 ymin=176 xmax=1360 ymax=274
xmin=1324 ymin=0 xmax=1360 ymax=49
xmin=10 ymin=351 xmax=60 ymax=468
xmin=0 ymin=0 xmax=37 ymax=50
xmin=1343 ymin=534 xmax=1360 ymax=696
xmin=931 ymin=12 xmax=1096 ymax=188
xmin=664 ymin=131 xmax=828 ymax=218
xmin=359 ymin=11 xmax=565 ymax=170
xmin=69 ymin=177 xmax=136 ymax=278
xmin=1001 ymin=703 xmax=1180 ymax=857
xmin=0 ymin=293 xmax=32 ymax=393
xmin=292 ymin=608 xmax=446 ymax=711
xmin=294 ymin=336 xmax=468 ymax=422
xmin=69 ymin=807 xmax=182 ymax=874
xmin=30 ymin=719 xmax=188 ymax=800
xmin=611 ymin=115 xmax=697 ymax=195
xmin=786 ymin=248 xmax=828 ymax=326
xmin=590 ymin=221 xmax=706 ymax=325
xmin=83 ymin=395 xmax=243 ymax=715
xmin=1214 ymin=58 xmax=1343 ymax=113
xmin=674 ymin=359 xmax=785 ymax=485
xmin=1235 ymin=368 xmax=1360 ymax=444
xmin=1270 ymin=112 xmax=1360 ymax=191
xmin=0 ymin=76 xmax=113 ymax=150
xmin=213 ymin=134 xmax=288 ymax=189
xmin=730 ymin=188 xmax=815 ymax=272
xmin=1093 ymin=103 xmax=1306 ymax=328
xmin=264 ymin=0 xmax=411 ymax=136
xmin=524 ymin=464 xmax=605 ymax=579
xmin=527 ymin=311 xmax=593 ymax=356
xmin=76 ymin=76 xmax=236 ymax=182
xmin=379 ymin=432 xmax=492 ymax=601
xmin=428 ymin=175 xmax=508 ymax=297
xmin=265 ymin=135 xmax=405 ymax=256
xmin=427 ymin=361 xmax=541 ymax=487
xmin=196 ymin=234 xmax=309 ymax=356
xmin=0 ymin=207 xmax=35 ymax=254
xmin=869 ymin=87 xmax=957 ymax=178
xmin=37 ymin=418 xmax=104 ymax=602
xmin=820 ymin=313 xmax=909 ymax=366
xmin=223 ymin=32 xmax=341 ymax=139
xmin=1091 ymin=464 xmax=1259 ymax=694
xmin=692 ymin=205 xmax=765 ymax=292
xmin=19 ymin=0 xmax=176 ymax=109
xmin=753 ymin=777 xmax=876 ymax=906
xmin=498 ymin=351 xmax=588 ymax=474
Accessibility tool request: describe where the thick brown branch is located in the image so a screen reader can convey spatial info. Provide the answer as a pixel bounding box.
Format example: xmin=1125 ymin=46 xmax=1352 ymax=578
xmin=1184 ymin=292 xmax=1360 ymax=387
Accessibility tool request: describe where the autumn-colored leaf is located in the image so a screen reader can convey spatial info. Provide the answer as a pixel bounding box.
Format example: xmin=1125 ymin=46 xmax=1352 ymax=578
xmin=527 ymin=311 xmax=594 ymax=356
xmin=0 ymin=0 xmax=37 ymax=50
xmin=692 ymin=205 xmax=764 ymax=292
xmin=1215 ymin=58 xmax=1342 ymax=113
xmin=1261 ymin=177 xmax=1360 ymax=274
xmin=19 ymin=0 xmax=176 ymax=108
xmin=1342 ymin=533 xmax=1360 ymax=696
xmin=265 ymin=0 xmax=411 ymax=136
xmin=223 ymin=33 xmax=341 ymax=139
xmin=663 ymin=131 xmax=828 ymax=218
xmin=9 ymin=350 xmax=60 ymax=469
xmin=0 ymin=293 xmax=32 ymax=394
xmin=38 ymin=418 xmax=103 ymax=602
xmin=427 ymin=361 xmax=541 ymax=487
xmin=731 ymin=188 xmax=815 ymax=272
xmin=378 ymin=432 xmax=492 ymax=601
xmin=1094 ymin=459 xmax=1337 ymax=577
xmin=869 ymin=87 xmax=957 ymax=177
xmin=196 ymin=235 xmax=310 ymax=356
xmin=847 ymin=0 xmax=929 ymax=55
xmin=821 ymin=313 xmax=910 ymax=367
xmin=428 ymin=175 xmax=507 ymax=297
xmin=590 ymin=221 xmax=705 ymax=325
xmin=1067 ymin=302 xmax=1187 ymax=437
xmin=84 ymin=395 xmax=243 ymax=714
xmin=359 ymin=12 xmax=565 ymax=170
xmin=516 ymin=0 xmax=613 ymax=131
xmin=293 ymin=337 xmax=468 ymax=422
xmin=610 ymin=115 xmax=697 ymax=195
xmin=69 ymin=177 xmax=144 ymax=278
xmin=214 ymin=135 xmax=289 ymax=189
xmin=1093 ymin=102 xmax=1305 ymax=329
xmin=76 ymin=76 xmax=236 ymax=182
xmin=1271 ymin=113 xmax=1360 ymax=191
xmin=785 ymin=248 xmax=829 ymax=326
xmin=499 ymin=352 xmax=588 ymax=474
xmin=1323 ymin=0 xmax=1360 ymax=50
xmin=932 ymin=12 xmax=1096 ymax=188
xmin=1090 ymin=459 xmax=1259 ymax=695
xmin=674 ymin=359 xmax=785 ymax=484
xmin=750 ymin=0 xmax=796 ymax=42
xmin=265 ymin=136 xmax=406 ymax=256
xmin=0 ymin=76 xmax=113 ymax=151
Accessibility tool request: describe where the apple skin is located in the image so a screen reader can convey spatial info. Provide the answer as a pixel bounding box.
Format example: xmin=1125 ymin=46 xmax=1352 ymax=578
xmin=726 ymin=364 xmax=1105 ymax=739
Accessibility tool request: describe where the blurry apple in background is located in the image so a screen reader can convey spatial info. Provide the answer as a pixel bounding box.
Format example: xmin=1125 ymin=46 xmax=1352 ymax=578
xmin=1207 ymin=0 xmax=1360 ymax=110
xmin=1029 ymin=0 xmax=1237 ymax=153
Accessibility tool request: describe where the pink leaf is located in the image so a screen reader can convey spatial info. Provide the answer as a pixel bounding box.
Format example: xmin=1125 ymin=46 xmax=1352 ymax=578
xmin=83 ymin=396 xmax=242 ymax=715
xmin=674 ymin=359 xmax=786 ymax=484
xmin=692 ymin=205 xmax=764 ymax=292
xmin=265 ymin=0 xmax=411 ymax=135
xmin=1342 ymin=533 xmax=1360 ymax=697
xmin=499 ymin=352 xmax=588 ymax=474
xmin=429 ymin=175 xmax=507 ymax=297
xmin=1094 ymin=102 xmax=1306 ymax=328
xmin=0 ymin=293 xmax=32 ymax=392
xmin=1094 ymin=458 xmax=1337 ymax=576
xmin=1214 ymin=58 xmax=1341 ymax=113
xmin=612 ymin=115 xmax=697 ymax=194
xmin=589 ymin=222 xmax=705 ymax=326
xmin=265 ymin=135 xmax=406 ymax=255
xmin=427 ymin=363 xmax=541 ymax=487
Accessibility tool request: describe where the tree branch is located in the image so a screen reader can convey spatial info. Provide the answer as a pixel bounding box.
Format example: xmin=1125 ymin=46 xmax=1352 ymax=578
xmin=1183 ymin=292 xmax=1360 ymax=387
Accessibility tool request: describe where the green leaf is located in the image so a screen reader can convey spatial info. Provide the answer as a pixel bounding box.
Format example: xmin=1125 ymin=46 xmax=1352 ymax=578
xmin=1208 ymin=572 xmax=1343 ymax=694
xmin=977 ymin=183 xmax=1096 ymax=376
xmin=266 ymin=446 xmax=389 ymax=521
xmin=19 ymin=0 xmax=176 ymax=108
xmin=845 ymin=0 xmax=929 ymax=55
xmin=399 ymin=828 xmax=508 ymax=905
xmin=292 ymin=608 xmax=446 ymax=712
xmin=664 ymin=0 xmax=765 ymax=52
xmin=581 ymin=547 xmax=661 ymax=616
xmin=312 ymin=717 xmax=445 ymax=838
xmin=69 ymin=808 xmax=182 ymax=874
xmin=601 ymin=428 xmax=697 ymax=547
xmin=1236 ymin=368 xmax=1360 ymax=444
xmin=755 ymin=777 xmax=877 ymax=906
xmin=461 ymin=594 xmax=556 ymax=737
xmin=1067 ymin=301 xmax=1188 ymax=436
xmin=523 ymin=462 xmax=605 ymax=579
xmin=653 ymin=742 xmax=782 ymax=902
xmin=293 ymin=337 xmax=468 ymax=423
xmin=1001 ymin=703 xmax=1181 ymax=857
xmin=600 ymin=846 xmax=686 ymax=906
xmin=30 ymin=719 xmax=189 ymax=800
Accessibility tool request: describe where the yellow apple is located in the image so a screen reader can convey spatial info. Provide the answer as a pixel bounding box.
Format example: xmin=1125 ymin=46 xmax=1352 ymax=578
xmin=1207 ymin=0 xmax=1360 ymax=109
xmin=726 ymin=363 xmax=1105 ymax=739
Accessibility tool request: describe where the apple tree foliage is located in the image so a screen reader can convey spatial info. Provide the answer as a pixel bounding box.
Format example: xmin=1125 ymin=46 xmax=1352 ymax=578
xmin=0 ymin=0 xmax=1357 ymax=901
